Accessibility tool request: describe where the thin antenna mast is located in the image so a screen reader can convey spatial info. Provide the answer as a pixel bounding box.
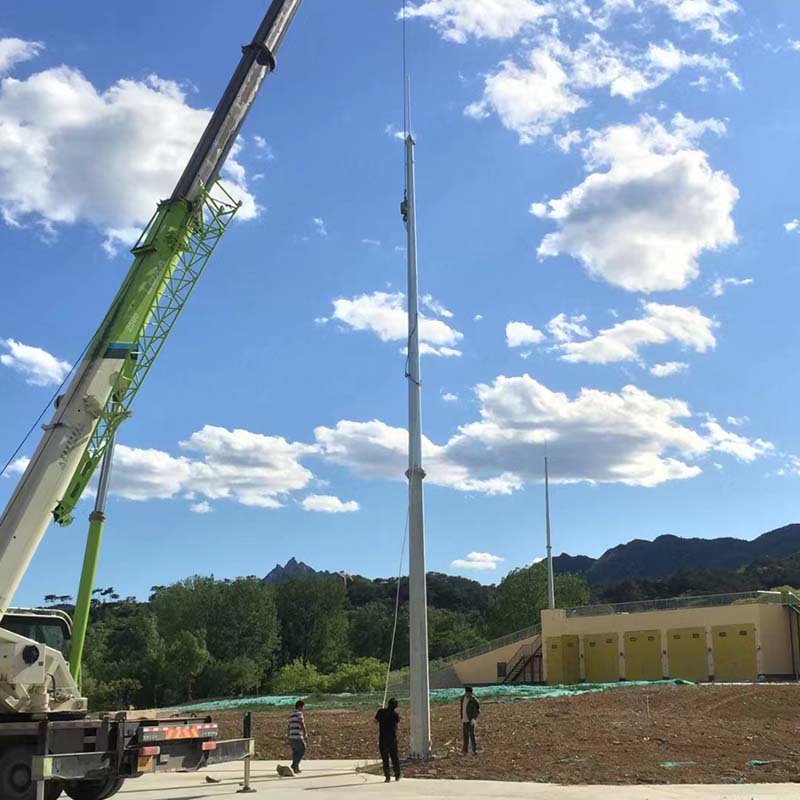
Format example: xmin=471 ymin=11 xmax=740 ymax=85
xmin=545 ymin=455 xmax=555 ymax=610
xmin=402 ymin=76 xmax=432 ymax=759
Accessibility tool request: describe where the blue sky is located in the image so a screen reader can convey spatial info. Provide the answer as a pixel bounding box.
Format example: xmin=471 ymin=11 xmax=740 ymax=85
xmin=2 ymin=0 xmax=800 ymax=606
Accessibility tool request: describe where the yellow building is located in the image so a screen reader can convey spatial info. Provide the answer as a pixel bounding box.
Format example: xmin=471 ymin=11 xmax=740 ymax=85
xmin=431 ymin=591 xmax=800 ymax=687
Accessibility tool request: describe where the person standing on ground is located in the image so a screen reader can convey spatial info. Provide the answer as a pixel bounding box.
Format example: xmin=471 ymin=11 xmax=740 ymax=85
xmin=287 ymin=700 xmax=308 ymax=774
xmin=374 ymin=698 xmax=401 ymax=782
xmin=460 ymin=686 xmax=480 ymax=754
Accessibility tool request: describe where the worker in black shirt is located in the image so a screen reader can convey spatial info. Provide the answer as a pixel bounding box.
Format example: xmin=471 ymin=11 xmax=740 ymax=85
xmin=374 ymin=698 xmax=401 ymax=782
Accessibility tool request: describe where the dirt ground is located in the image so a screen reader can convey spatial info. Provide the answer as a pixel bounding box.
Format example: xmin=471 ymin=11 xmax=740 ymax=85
xmin=215 ymin=684 xmax=800 ymax=784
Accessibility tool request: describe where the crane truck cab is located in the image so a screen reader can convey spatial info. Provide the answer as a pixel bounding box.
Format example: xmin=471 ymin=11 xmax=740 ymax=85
xmin=0 ymin=608 xmax=254 ymax=800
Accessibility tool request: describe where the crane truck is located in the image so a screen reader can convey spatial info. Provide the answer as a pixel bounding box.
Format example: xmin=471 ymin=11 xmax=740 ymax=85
xmin=0 ymin=1 xmax=303 ymax=797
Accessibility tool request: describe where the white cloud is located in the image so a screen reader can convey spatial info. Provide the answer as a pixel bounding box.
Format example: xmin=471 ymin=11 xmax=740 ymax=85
xmin=0 ymin=38 xmax=43 ymax=75
xmin=547 ymin=312 xmax=591 ymax=343
xmin=301 ymin=494 xmax=360 ymax=513
xmin=650 ymin=361 xmax=689 ymax=377
xmin=555 ymin=130 xmax=582 ymax=153
xmin=726 ymin=415 xmax=748 ymax=426
xmin=109 ymin=426 xmax=318 ymax=509
xmin=704 ymin=420 xmax=773 ymax=462
xmin=316 ymin=376 xmax=774 ymax=491
xmin=312 ymin=217 xmax=328 ymax=237
xmin=532 ymin=114 xmax=737 ymax=292
xmin=785 ymin=219 xmax=800 ymax=233
xmin=506 ymin=321 xmax=545 ymax=348
xmin=558 ymin=302 xmax=716 ymax=364
xmin=451 ymin=552 xmax=505 ymax=570
xmin=473 ymin=314 xmax=484 ymax=322
xmin=651 ymin=0 xmax=739 ymax=44
xmin=442 ymin=392 xmax=459 ymax=402
xmin=252 ymin=135 xmax=274 ymax=160
xmin=402 ymin=0 xmax=552 ymax=43
xmin=190 ymin=501 xmax=213 ymax=514
xmin=361 ymin=238 xmax=381 ymax=246
xmin=328 ymin=291 xmax=463 ymax=357
xmin=2 ymin=456 xmax=30 ymax=477
xmin=466 ymin=35 xmax=738 ymax=143
xmin=384 ymin=123 xmax=406 ymax=141
xmin=710 ymin=276 xmax=753 ymax=297
xmin=465 ymin=47 xmax=584 ymax=144
xmin=0 ymin=60 xmax=258 ymax=247
xmin=0 ymin=338 xmax=71 ymax=386
xmin=790 ymin=41 xmax=800 ymax=52
xmin=421 ymin=294 xmax=454 ymax=318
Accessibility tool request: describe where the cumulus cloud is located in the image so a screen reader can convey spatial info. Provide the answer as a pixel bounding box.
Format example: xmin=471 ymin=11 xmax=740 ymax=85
xmin=361 ymin=238 xmax=381 ymax=247
xmin=190 ymin=501 xmax=212 ymax=514
xmin=442 ymin=392 xmax=459 ymax=402
xmin=2 ymin=456 xmax=30 ymax=477
xmin=421 ymin=294 xmax=454 ymax=318
xmin=301 ymin=494 xmax=360 ymax=513
xmin=506 ymin=321 xmax=545 ymax=348
xmin=401 ymin=0 xmax=552 ymax=43
xmin=0 ymin=54 xmax=258 ymax=249
xmin=532 ymin=114 xmax=738 ymax=292
xmin=786 ymin=219 xmax=800 ymax=233
xmin=327 ymin=291 xmax=463 ymax=357
xmin=650 ymin=361 xmax=689 ymax=377
xmin=0 ymin=38 xmax=43 ymax=75
xmin=558 ymin=302 xmax=716 ymax=364
xmin=0 ymin=338 xmax=71 ymax=386
xmin=466 ymin=35 xmax=738 ymax=143
xmin=109 ymin=425 xmax=318 ymax=509
xmin=315 ymin=376 xmax=773 ymax=491
xmin=451 ymin=552 xmax=505 ymax=570
xmin=312 ymin=217 xmax=328 ymax=237
xmin=651 ymin=0 xmax=739 ymax=44
xmin=709 ymin=276 xmax=753 ymax=297
xmin=547 ymin=313 xmax=591 ymax=343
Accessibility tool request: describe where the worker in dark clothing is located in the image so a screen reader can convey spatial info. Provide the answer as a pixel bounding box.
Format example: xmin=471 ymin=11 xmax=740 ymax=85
xmin=374 ymin=698 xmax=401 ymax=782
xmin=460 ymin=686 xmax=480 ymax=754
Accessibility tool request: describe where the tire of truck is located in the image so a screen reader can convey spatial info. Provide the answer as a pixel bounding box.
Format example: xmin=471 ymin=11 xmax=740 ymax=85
xmin=64 ymin=776 xmax=125 ymax=800
xmin=0 ymin=745 xmax=64 ymax=800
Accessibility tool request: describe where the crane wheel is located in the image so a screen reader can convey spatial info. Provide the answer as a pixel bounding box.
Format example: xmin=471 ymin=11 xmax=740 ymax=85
xmin=0 ymin=745 xmax=63 ymax=799
xmin=64 ymin=777 xmax=125 ymax=800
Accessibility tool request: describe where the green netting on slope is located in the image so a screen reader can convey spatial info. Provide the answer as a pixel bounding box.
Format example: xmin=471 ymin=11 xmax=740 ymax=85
xmin=171 ymin=679 xmax=692 ymax=714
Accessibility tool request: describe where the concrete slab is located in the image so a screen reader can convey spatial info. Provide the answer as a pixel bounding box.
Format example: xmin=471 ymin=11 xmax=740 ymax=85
xmin=117 ymin=760 xmax=799 ymax=799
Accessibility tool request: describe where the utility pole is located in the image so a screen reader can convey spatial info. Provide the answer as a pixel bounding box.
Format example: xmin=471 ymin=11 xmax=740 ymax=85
xmin=401 ymin=89 xmax=432 ymax=759
xmin=545 ymin=456 xmax=555 ymax=610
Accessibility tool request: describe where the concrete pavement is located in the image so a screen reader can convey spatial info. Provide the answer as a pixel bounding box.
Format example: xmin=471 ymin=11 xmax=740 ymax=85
xmin=116 ymin=760 xmax=799 ymax=799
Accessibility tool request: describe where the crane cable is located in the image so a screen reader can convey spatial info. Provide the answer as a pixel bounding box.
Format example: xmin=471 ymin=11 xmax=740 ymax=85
xmin=380 ymin=0 xmax=412 ymax=710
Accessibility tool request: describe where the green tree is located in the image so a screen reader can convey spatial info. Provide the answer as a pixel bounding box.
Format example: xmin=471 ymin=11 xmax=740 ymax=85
xmin=164 ymin=630 xmax=209 ymax=701
xmin=273 ymin=659 xmax=327 ymax=694
xmin=326 ymin=657 xmax=386 ymax=693
xmin=275 ymin=575 xmax=350 ymax=670
xmin=348 ymin=602 xmax=395 ymax=661
xmin=487 ymin=562 xmax=589 ymax=637
xmin=427 ymin=607 xmax=486 ymax=660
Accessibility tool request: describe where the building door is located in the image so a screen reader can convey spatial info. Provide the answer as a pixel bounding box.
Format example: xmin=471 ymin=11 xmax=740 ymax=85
xmin=563 ymin=635 xmax=580 ymax=684
xmin=624 ymin=630 xmax=662 ymax=681
xmin=584 ymin=633 xmax=619 ymax=683
xmin=667 ymin=627 xmax=707 ymax=682
xmin=546 ymin=637 xmax=564 ymax=684
xmin=712 ymin=624 xmax=757 ymax=681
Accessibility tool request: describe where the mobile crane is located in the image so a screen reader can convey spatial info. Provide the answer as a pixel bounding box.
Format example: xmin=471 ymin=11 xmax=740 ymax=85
xmin=0 ymin=1 xmax=303 ymax=797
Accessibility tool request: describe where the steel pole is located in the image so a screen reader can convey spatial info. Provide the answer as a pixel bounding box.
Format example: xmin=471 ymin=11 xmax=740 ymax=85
xmin=69 ymin=434 xmax=116 ymax=684
xmin=545 ymin=456 xmax=555 ymax=610
xmin=403 ymin=123 xmax=432 ymax=760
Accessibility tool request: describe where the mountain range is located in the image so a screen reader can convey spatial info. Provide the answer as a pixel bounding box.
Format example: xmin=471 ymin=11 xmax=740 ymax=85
xmin=553 ymin=524 xmax=800 ymax=585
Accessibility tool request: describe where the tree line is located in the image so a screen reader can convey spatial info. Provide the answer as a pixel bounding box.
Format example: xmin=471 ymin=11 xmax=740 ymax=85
xmin=56 ymin=562 xmax=589 ymax=710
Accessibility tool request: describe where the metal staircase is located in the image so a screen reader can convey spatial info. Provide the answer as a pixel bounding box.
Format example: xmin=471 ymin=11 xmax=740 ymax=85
xmin=502 ymin=636 xmax=543 ymax=684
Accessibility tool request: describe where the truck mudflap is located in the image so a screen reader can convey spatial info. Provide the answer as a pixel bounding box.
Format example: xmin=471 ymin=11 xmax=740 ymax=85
xmin=31 ymin=737 xmax=254 ymax=782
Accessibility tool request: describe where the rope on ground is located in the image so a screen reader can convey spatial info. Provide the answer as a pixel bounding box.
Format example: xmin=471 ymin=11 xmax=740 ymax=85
xmin=382 ymin=507 xmax=409 ymax=708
